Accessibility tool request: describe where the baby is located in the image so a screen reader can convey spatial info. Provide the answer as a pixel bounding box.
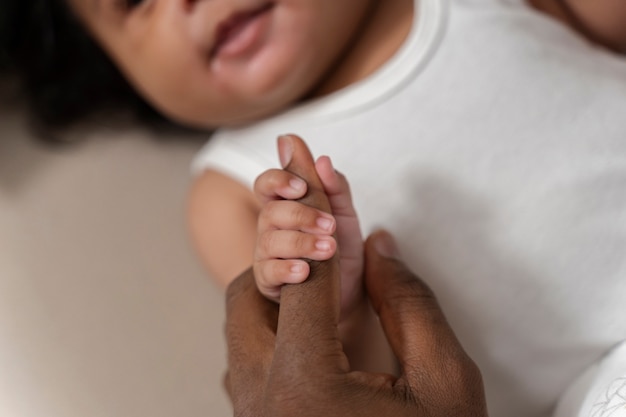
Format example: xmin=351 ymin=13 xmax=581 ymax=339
xmin=4 ymin=0 xmax=626 ymax=416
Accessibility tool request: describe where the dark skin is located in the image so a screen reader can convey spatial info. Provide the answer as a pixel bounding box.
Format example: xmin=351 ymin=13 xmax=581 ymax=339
xmin=225 ymin=136 xmax=488 ymax=416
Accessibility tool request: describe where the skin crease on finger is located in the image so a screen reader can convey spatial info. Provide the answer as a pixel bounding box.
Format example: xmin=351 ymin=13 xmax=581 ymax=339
xmin=224 ymin=231 xmax=489 ymax=417
xmin=65 ymin=0 xmax=413 ymax=128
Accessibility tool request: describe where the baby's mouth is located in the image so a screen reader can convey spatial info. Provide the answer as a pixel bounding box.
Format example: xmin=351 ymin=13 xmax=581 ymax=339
xmin=210 ymin=2 xmax=275 ymax=59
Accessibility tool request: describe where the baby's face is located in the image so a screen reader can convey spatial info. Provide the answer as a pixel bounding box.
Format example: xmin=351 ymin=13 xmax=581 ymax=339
xmin=69 ymin=0 xmax=374 ymax=127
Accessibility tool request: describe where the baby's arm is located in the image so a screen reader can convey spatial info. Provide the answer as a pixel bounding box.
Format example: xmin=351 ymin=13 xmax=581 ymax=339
xmin=189 ymin=169 xmax=262 ymax=288
xmin=314 ymin=156 xmax=364 ymax=313
xmin=253 ymin=139 xmax=364 ymax=316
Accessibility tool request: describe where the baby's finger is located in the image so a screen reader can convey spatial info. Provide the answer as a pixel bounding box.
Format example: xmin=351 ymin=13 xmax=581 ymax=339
xmin=254 ymin=168 xmax=307 ymax=204
xmin=254 ymin=259 xmax=310 ymax=302
xmin=258 ymin=200 xmax=336 ymax=235
xmin=315 ymin=156 xmax=358 ymax=218
xmin=256 ymin=230 xmax=337 ymax=261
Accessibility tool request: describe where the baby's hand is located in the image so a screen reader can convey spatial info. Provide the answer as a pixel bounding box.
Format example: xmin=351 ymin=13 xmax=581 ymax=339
xmin=253 ymin=167 xmax=338 ymax=300
xmin=314 ymin=156 xmax=364 ymax=314
xmin=253 ymin=138 xmax=364 ymax=316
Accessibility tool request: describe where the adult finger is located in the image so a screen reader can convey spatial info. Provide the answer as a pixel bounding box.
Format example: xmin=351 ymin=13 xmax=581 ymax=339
xmin=225 ymin=268 xmax=279 ymax=414
xmin=272 ymin=135 xmax=348 ymax=378
xmin=363 ymin=230 xmax=480 ymax=387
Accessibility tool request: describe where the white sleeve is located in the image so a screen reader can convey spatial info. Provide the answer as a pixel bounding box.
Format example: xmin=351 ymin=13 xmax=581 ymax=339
xmin=554 ymin=341 xmax=626 ymax=417
xmin=190 ymin=133 xmax=277 ymax=190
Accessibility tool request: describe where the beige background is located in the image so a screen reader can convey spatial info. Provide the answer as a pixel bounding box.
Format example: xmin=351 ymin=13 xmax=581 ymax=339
xmin=0 ymin=97 xmax=232 ymax=416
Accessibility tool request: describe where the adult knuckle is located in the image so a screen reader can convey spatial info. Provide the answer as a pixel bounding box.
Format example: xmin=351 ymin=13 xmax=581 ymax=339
xmin=265 ymin=380 xmax=329 ymax=417
xmin=392 ymin=377 xmax=423 ymax=406
xmin=266 ymin=393 xmax=299 ymax=417
xmin=264 ymin=384 xmax=306 ymax=417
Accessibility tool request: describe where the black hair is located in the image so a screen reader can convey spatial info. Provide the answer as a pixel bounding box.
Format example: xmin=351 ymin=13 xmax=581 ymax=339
xmin=0 ymin=0 xmax=174 ymax=133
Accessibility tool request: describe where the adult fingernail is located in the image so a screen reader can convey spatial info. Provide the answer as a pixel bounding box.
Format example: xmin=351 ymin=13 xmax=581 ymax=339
xmin=278 ymin=135 xmax=294 ymax=168
xmin=374 ymin=230 xmax=401 ymax=259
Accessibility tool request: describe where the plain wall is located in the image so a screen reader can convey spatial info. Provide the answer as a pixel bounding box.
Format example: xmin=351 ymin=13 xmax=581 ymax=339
xmin=0 ymin=100 xmax=232 ymax=417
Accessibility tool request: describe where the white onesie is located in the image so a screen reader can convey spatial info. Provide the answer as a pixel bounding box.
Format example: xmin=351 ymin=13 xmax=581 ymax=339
xmin=192 ymin=0 xmax=626 ymax=416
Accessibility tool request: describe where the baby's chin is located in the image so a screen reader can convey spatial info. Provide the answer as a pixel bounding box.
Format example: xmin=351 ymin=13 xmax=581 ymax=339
xmin=150 ymin=62 xmax=323 ymax=129
xmin=166 ymin=92 xmax=306 ymax=130
xmin=200 ymin=103 xmax=292 ymax=129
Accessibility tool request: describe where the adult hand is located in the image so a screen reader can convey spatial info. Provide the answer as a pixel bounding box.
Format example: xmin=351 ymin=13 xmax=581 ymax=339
xmin=225 ymin=136 xmax=488 ymax=416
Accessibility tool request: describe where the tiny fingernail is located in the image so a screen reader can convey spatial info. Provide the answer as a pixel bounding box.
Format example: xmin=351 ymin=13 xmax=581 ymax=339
xmin=290 ymin=263 xmax=305 ymax=276
xmin=289 ymin=178 xmax=306 ymax=193
xmin=374 ymin=230 xmax=401 ymax=259
xmin=315 ymin=238 xmax=333 ymax=252
xmin=278 ymin=135 xmax=294 ymax=168
xmin=288 ymin=263 xmax=307 ymax=283
xmin=316 ymin=216 xmax=334 ymax=232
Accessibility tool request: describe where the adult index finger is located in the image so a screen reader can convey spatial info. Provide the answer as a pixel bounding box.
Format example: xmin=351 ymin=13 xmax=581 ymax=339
xmin=272 ymin=135 xmax=348 ymax=378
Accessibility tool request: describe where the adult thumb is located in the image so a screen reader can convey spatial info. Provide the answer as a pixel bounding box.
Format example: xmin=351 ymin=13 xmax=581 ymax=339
xmin=364 ymin=230 xmax=467 ymax=381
